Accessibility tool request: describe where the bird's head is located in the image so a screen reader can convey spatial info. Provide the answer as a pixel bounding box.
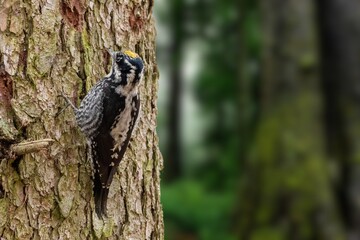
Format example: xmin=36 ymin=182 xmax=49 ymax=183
xmin=108 ymin=50 xmax=144 ymax=86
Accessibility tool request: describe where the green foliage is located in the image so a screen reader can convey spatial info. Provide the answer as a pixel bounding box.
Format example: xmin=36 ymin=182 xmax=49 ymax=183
xmin=157 ymin=0 xmax=360 ymax=238
xmin=162 ymin=180 xmax=236 ymax=240
xmin=156 ymin=0 xmax=258 ymax=238
xmin=250 ymin=228 xmax=286 ymax=240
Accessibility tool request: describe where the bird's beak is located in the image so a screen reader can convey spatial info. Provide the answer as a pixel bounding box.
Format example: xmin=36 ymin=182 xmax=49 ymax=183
xmin=107 ymin=49 xmax=115 ymax=59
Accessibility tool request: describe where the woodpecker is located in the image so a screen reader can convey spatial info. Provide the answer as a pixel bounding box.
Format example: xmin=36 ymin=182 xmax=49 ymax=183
xmin=65 ymin=50 xmax=144 ymax=218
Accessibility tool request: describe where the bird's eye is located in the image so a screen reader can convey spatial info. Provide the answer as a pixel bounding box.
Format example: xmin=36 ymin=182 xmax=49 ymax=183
xmin=116 ymin=55 xmax=123 ymax=62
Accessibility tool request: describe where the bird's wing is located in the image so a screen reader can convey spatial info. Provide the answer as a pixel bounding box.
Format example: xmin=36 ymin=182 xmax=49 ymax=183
xmin=92 ymin=94 xmax=140 ymax=218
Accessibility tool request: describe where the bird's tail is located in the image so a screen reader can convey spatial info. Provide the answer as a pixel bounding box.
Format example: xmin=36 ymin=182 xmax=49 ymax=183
xmin=93 ymin=172 xmax=107 ymax=218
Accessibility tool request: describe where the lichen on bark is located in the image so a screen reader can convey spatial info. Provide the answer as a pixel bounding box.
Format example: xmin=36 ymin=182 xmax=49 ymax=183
xmin=0 ymin=0 xmax=163 ymax=239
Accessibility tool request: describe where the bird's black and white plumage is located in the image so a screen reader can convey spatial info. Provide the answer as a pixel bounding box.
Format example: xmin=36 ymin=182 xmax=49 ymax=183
xmin=66 ymin=50 xmax=144 ymax=218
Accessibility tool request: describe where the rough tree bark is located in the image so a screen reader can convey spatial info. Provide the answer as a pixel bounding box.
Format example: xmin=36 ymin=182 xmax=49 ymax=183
xmin=0 ymin=0 xmax=163 ymax=239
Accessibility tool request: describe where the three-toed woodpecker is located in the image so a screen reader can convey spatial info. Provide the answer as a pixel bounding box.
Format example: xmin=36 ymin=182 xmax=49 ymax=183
xmin=66 ymin=50 xmax=144 ymax=218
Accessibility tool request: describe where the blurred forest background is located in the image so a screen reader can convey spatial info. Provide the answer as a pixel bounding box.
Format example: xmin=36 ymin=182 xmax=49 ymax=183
xmin=155 ymin=0 xmax=360 ymax=239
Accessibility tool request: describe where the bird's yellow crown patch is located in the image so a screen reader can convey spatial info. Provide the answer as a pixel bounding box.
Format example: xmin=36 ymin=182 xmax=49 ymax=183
xmin=124 ymin=50 xmax=138 ymax=58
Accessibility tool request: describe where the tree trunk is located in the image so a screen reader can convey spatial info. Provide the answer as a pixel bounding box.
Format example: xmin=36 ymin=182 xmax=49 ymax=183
xmin=317 ymin=0 xmax=360 ymax=238
xmin=0 ymin=0 xmax=163 ymax=239
xmin=238 ymin=0 xmax=344 ymax=239
xmin=164 ymin=0 xmax=184 ymax=182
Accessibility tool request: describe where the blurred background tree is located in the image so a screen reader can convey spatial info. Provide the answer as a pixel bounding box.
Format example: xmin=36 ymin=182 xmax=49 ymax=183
xmin=156 ymin=0 xmax=360 ymax=239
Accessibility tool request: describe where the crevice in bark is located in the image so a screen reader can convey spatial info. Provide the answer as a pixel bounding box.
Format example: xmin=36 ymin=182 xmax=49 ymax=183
xmin=109 ymin=10 xmax=117 ymax=48
xmin=135 ymin=42 xmax=141 ymax=55
xmin=102 ymin=49 xmax=111 ymax=74
xmin=59 ymin=21 xmax=66 ymax=52
xmin=0 ymin=63 xmax=13 ymax=109
xmin=147 ymin=0 xmax=154 ymax=17
xmin=19 ymin=8 xmax=32 ymax=81
xmin=123 ymin=195 xmax=129 ymax=223
xmin=60 ymin=0 xmax=85 ymax=31
xmin=38 ymin=3 xmax=43 ymax=15
xmin=0 ymin=140 xmax=12 ymax=160
xmin=77 ymin=33 xmax=87 ymax=101
xmin=0 ymin=180 xmax=4 ymax=199
xmin=144 ymin=48 xmax=150 ymax=66
xmin=0 ymin=54 xmax=18 ymax=141
xmin=11 ymin=157 xmax=21 ymax=175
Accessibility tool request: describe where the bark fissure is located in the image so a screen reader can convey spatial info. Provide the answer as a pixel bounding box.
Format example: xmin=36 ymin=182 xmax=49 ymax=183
xmin=20 ymin=5 xmax=32 ymax=82
xmin=77 ymin=33 xmax=87 ymax=101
